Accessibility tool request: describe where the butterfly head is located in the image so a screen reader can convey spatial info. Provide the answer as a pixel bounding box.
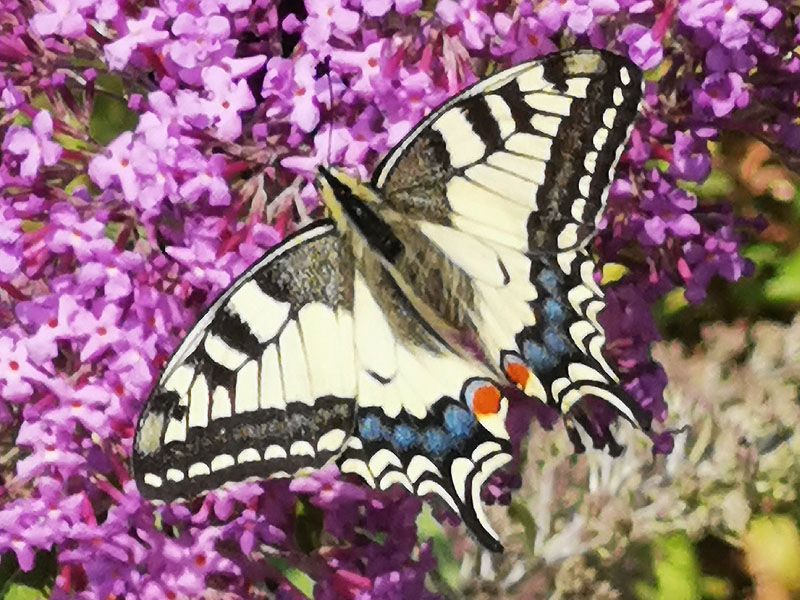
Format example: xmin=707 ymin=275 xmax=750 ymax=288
xmin=316 ymin=166 xmax=380 ymax=223
xmin=463 ymin=379 xmax=509 ymax=440
xmin=315 ymin=166 xmax=404 ymax=261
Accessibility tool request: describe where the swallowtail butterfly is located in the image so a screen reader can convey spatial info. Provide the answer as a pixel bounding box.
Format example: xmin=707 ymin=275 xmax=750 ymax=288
xmin=133 ymin=49 xmax=651 ymax=552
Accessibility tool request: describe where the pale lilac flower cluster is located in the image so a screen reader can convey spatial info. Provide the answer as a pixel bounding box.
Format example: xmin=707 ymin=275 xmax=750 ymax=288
xmin=0 ymin=0 xmax=795 ymax=597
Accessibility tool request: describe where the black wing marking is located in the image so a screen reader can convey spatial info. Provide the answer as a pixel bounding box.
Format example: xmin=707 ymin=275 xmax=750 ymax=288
xmin=372 ymin=49 xmax=643 ymax=254
xmin=133 ymin=220 xmax=358 ymax=501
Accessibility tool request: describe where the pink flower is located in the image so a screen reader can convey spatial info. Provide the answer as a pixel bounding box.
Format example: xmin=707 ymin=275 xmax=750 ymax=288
xmin=201 ymin=65 xmax=256 ymax=140
xmin=178 ymin=152 xmax=231 ymax=205
xmin=30 ymin=0 xmax=96 ymax=38
xmin=2 ymin=111 xmax=62 ymax=179
xmin=436 ymin=0 xmax=496 ymax=49
xmin=104 ymin=9 xmax=170 ymax=70
xmin=0 ymin=336 xmax=39 ymax=401
xmin=303 ymin=0 xmax=360 ymax=49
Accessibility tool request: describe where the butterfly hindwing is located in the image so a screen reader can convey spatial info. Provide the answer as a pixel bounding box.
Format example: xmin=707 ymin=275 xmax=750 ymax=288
xmin=516 ymin=250 xmax=651 ymax=428
xmin=134 ymin=220 xmax=513 ymax=549
xmin=133 ymin=221 xmax=358 ymax=500
xmin=341 ymin=250 xmax=512 ymax=551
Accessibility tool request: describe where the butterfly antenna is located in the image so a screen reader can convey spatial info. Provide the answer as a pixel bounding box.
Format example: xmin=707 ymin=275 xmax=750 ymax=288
xmin=325 ymin=55 xmax=333 ymax=168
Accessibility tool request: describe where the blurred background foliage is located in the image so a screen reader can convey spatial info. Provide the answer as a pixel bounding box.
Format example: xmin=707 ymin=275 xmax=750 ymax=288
xmin=651 ymin=136 xmax=800 ymax=600
xmin=660 ymin=134 xmax=800 ymax=338
xmin=419 ymin=137 xmax=800 ymax=600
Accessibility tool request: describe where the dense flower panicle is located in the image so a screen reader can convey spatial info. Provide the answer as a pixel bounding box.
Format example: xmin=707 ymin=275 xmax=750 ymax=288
xmin=0 ymin=0 xmax=794 ymax=597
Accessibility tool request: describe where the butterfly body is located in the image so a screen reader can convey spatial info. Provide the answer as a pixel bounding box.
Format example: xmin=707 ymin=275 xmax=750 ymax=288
xmin=133 ymin=49 xmax=649 ymax=552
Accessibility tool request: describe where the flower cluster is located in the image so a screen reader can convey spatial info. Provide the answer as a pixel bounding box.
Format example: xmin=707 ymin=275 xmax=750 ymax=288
xmin=0 ymin=0 xmax=795 ymax=597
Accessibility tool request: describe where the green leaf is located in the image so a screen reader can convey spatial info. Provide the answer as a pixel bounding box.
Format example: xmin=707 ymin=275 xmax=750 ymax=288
xmin=661 ymin=288 xmax=689 ymax=316
xmin=3 ymin=584 xmax=46 ymax=600
xmin=89 ymin=92 xmax=138 ymax=145
xmin=94 ymin=74 xmax=125 ymax=96
xmin=266 ymin=557 xmax=315 ymax=599
xmin=680 ymin=169 xmax=735 ymax=199
xmin=0 ymin=551 xmax=55 ymax=600
xmin=644 ymin=159 xmax=670 ymax=172
xmin=416 ymin=505 xmax=460 ymax=592
xmin=635 ymin=533 xmax=702 ymax=600
xmin=699 ymin=575 xmax=732 ymax=599
xmin=293 ymin=498 xmax=323 ymax=553
xmin=507 ymin=498 xmax=537 ymax=553
xmin=283 ymin=568 xmax=315 ymax=599
xmin=65 ymin=174 xmax=92 ymax=195
xmin=743 ymin=242 xmax=780 ymax=266
xmin=765 ymin=248 xmax=800 ymax=304
xmin=53 ymin=133 xmax=91 ymax=152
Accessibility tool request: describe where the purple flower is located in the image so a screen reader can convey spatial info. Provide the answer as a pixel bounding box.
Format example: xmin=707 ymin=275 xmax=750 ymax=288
xmin=104 ymin=9 xmax=170 ymax=71
xmin=178 ymin=152 xmax=231 ymax=205
xmin=29 ymin=0 xmax=95 ymax=38
xmin=720 ymin=0 xmax=770 ymax=49
xmin=670 ymin=131 xmax=711 ymax=181
xmin=46 ymin=202 xmax=107 ymax=260
xmin=332 ymin=40 xmax=388 ymax=94
xmin=492 ymin=15 xmax=558 ymax=61
xmin=264 ymin=55 xmax=322 ymax=133
xmin=1 ymin=82 xmax=24 ymax=110
xmin=0 ymin=206 xmax=22 ymax=278
xmin=0 ymin=335 xmax=38 ymax=401
xmin=363 ymin=0 xmax=393 ymax=17
xmin=0 ymin=0 xmax=790 ymax=595
xmin=619 ymin=23 xmax=664 ymax=69
xmin=88 ymin=132 xmax=151 ymax=202
xmin=437 ymin=0 xmax=496 ymax=49
xmin=201 ymin=65 xmax=256 ymax=140
xmin=170 ymin=14 xmax=231 ymax=69
xmin=695 ymin=72 xmax=748 ymax=118
xmin=2 ymin=111 xmax=62 ymax=179
xmin=303 ymin=0 xmax=360 ymax=49
xmin=72 ymin=303 xmax=124 ymax=362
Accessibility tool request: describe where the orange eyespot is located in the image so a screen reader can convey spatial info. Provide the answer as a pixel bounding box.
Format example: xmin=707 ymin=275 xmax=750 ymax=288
xmin=504 ymin=362 xmax=530 ymax=388
xmin=472 ymin=384 xmax=501 ymax=417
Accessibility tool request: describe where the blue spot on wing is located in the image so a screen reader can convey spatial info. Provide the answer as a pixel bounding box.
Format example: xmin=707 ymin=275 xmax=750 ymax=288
xmin=543 ymin=327 xmax=570 ymax=356
xmin=537 ymin=269 xmax=559 ymax=293
xmin=443 ymin=405 xmax=475 ymax=438
xmin=422 ymin=428 xmax=452 ymax=456
xmin=522 ymin=340 xmax=559 ymax=371
xmin=391 ymin=425 xmax=418 ymax=450
xmin=543 ymin=298 xmax=566 ymax=323
xmin=359 ymin=416 xmax=383 ymax=441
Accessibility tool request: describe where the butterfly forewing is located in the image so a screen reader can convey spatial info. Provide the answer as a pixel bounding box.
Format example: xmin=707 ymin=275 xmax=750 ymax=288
xmin=373 ymin=49 xmax=643 ymax=253
xmin=133 ymin=221 xmax=358 ymax=500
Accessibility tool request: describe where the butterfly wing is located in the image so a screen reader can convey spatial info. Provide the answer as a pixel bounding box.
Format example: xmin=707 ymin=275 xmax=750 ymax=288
xmin=373 ymin=49 xmax=642 ymax=253
xmin=133 ymin=220 xmax=359 ymax=501
xmin=369 ymin=49 xmax=650 ymax=431
xmin=340 ymin=249 xmax=512 ymax=552
xmin=134 ymin=220 xmax=512 ymax=550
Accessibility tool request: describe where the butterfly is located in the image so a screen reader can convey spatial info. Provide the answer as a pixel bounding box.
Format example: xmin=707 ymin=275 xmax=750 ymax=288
xmin=132 ymin=49 xmax=651 ymax=553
